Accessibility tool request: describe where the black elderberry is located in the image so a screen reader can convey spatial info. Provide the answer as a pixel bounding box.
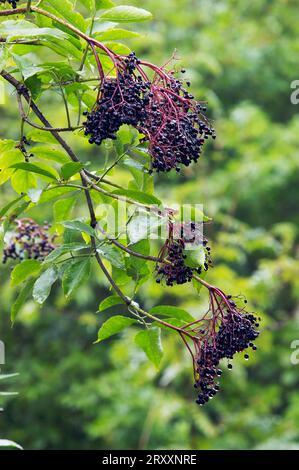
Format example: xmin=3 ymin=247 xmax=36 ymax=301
xmin=2 ymin=219 xmax=56 ymax=263
xmin=156 ymin=222 xmax=212 ymax=286
xmin=194 ymin=295 xmax=260 ymax=406
xmin=143 ymin=87 xmax=216 ymax=172
xmin=83 ymin=54 xmax=150 ymax=146
xmin=156 ymin=238 xmax=193 ymax=286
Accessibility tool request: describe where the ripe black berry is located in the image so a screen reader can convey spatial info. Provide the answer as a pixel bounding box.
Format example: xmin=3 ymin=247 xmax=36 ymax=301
xmin=156 ymin=238 xmax=193 ymax=286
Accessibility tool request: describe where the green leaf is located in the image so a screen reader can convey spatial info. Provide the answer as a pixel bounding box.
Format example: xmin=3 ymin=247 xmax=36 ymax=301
xmin=98 ymin=295 xmax=123 ymax=312
xmin=125 ymin=240 xmax=150 ymax=285
xmin=95 ymin=0 xmax=115 ymax=9
xmin=0 ymin=149 xmax=23 ymax=185
xmin=33 ymin=267 xmax=58 ymax=304
xmin=100 ymin=41 xmax=131 ymax=55
xmin=10 ymin=162 xmax=58 ymax=180
xmin=11 ymin=170 xmax=37 ymax=194
xmin=96 ymin=28 xmax=140 ymax=40
xmin=32 ymin=146 xmax=69 ymax=164
xmin=11 ymin=278 xmax=35 ymax=323
xmin=42 ymin=0 xmax=87 ymax=32
xmin=39 ymin=186 xmax=77 ymax=204
xmin=184 ymin=245 xmax=206 ymax=268
xmin=96 ymin=315 xmax=137 ymax=342
xmin=153 ymin=318 xmax=186 ymax=330
xmin=96 ymin=245 xmax=125 ymax=269
xmin=62 ymin=258 xmax=91 ymax=297
xmin=61 ymin=220 xmax=96 ymax=237
xmin=60 ymin=162 xmax=83 ymax=180
xmin=0 ymin=195 xmax=25 ymax=218
xmin=53 ymin=198 xmax=75 ymax=223
xmin=149 ymin=305 xmax=194 ymax=322
xmin=10 ymin=260 xmax=41 ymax=287
xmin=100 ymin=6 xmax=153 ymax=23
xmin=44 ymin=242 xmax=88 ymax=263
xmin=135 ymin=327 xmax=163 ymax=369
xmin=112 ymin=188 xmax=161 ymax=206
xmin=26 ymin=130 xmax=58 ymax=145
xmin=0 ymin=20 xmax=67 ymax=40
xmin=44 ymin=37 xmax=83 ymax=61
xmin=79 ymin=0 xmax=96 ymax=11
xmin=11 ymin=53 xmax=46 ymax=81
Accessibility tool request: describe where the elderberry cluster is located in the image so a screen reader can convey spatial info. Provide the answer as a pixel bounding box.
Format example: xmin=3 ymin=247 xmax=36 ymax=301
xmin=84 ymin=51 xmax=215 ymax=172
xmin=156 ymin=239 xmax=193 ymax=286
xmin=156 ymin=222 xmax=209 ymax=286
xmin=194 ymin=306 xmax=260 ymax=406
xmin=2 ymin=219 xmax=56 ymax=263
xmin=145 ymin=93 xmax=215 ymax=173
xmin=83 ymin=54 xmax=150 ymax=145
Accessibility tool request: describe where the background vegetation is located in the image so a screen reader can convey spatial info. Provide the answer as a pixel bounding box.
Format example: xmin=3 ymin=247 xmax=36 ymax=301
xmin=1 ymin=0 xmax=299 ymax=450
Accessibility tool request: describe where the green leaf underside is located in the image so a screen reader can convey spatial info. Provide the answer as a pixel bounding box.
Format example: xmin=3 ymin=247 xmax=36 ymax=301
xmin=62 ymin=258 xmax=91 ymax=297
xmin=44 ymin=243 xmax=88 ymax=263
xmin=61 ymin=220 xmax=96 ymax=237
xmin=135 ymin=327 xmax=163 ymax=368
xmin=33 ymin=267 xmax=58 ymax=304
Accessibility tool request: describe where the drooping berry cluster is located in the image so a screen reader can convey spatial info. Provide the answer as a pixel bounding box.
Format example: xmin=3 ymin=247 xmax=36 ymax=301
xmin=142 ymin=78 xmax=215 ymax=172
xmin=2 ymin=219 xmax=56 ymax=263
xmin=156 ymin=238 xmax=193 ymax=286
xmin=156 ymin=222 xmax=210 ymax=286
xmin=84 ymin=50 xmax=215 ymax=172
xmin=83 ymin=53 xmax=150 ymax=145
xmin=193 ymin=294 xmax=260 ymax=405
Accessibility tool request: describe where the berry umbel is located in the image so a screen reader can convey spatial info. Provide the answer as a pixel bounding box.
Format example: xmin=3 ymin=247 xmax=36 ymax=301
xmin=2 ymin=219 xmax=56 ymax=263
xmin=181 ymin=289 xmax=260 ymax=405
xmin=156 ymin=221 xmax=211 ymax=286
xmin=83 ymin=49 xmax=215 ymax=172
xmin=83 ymin=53 xmax=150 ymax=145
xmin=141 ymin=75 xmax=215 ymax=172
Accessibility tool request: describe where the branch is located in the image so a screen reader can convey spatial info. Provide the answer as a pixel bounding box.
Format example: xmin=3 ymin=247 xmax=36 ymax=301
xmin=0 ymin=69 xmax=195 ymax=338
xmin=0 ymin=71 xmax=81 ymax=164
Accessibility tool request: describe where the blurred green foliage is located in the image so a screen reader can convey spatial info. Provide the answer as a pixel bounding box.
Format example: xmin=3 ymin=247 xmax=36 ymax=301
xmin=1 ymin=0 xmax=299 ymax=450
